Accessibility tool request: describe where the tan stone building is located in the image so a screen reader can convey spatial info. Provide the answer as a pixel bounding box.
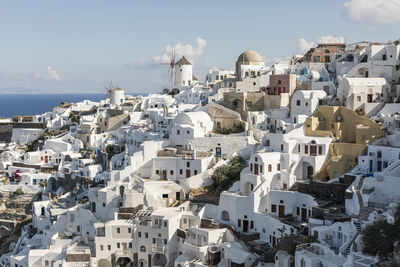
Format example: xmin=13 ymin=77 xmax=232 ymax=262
xmin=222 ymin=91 xmax=265 ymax=120
xmin=208 ymin=102 xmax=245 ymax=133
xmin=305 ymin=106 xmax=386 ymax=180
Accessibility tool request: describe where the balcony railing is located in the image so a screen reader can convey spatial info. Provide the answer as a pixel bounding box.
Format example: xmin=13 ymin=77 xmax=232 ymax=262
xmin=151 ymin=245 xmax=166 ymax=254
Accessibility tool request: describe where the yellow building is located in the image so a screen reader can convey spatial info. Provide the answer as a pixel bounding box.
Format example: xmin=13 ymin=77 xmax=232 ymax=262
xmin=305 ymin=106 xmax=386 ymax=181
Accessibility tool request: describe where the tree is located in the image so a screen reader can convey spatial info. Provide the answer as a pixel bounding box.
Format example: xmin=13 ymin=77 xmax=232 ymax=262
xmin=212 ymin=155 xmax=246 ymax=191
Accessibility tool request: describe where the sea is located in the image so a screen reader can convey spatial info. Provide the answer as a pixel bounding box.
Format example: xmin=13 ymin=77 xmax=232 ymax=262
xmin=0 ymin=94 xmax=108 ymax=118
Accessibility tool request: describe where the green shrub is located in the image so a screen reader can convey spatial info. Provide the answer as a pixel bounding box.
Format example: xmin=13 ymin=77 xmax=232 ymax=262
xmin=212 ymin=155 xmax=246 ymax=191
xmin=15 ymin=188 xmax=24 ymax=195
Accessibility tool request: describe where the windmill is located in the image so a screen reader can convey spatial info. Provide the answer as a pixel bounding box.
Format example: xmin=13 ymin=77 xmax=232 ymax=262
xmin=160 ymin=46 xmax=177 ymax=85
xmin=104 ymin=80 xmax=114 ymax=98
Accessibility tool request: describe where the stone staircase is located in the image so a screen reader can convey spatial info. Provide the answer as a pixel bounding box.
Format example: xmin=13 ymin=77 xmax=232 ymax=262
xmin=342 ymin=221 xmax=362 ymax=257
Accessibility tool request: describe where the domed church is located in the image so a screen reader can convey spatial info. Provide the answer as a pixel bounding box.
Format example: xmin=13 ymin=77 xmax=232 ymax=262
xmin=235 ymin=50 xmax=265 ymax=79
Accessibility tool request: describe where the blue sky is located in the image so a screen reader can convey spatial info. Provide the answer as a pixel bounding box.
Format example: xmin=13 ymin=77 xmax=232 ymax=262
xmin=0 ymin=0 xmax=399 ymax=94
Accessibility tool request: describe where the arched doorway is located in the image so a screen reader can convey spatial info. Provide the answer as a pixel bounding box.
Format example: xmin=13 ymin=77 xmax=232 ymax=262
xmin=221 ymin=210 xmax=230 ymax=221
xmin=302 ymin=162 xmax=314 ymax=179
xmin=138 ymin=259 xmax=147 ymax=267
xmin=117 ymin=257 xmax=133 ymax=267
xmin=152 ymin=254 xmax=167 ymax=267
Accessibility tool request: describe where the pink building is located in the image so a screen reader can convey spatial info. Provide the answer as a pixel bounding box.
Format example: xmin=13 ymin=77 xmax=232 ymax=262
xmin=268 ymin=74 xmax=297 ymax=95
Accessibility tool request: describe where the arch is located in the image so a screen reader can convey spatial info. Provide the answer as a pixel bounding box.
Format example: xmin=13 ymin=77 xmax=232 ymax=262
xmin=278 ymin=80 xmax=282 ymax=85
xmin=162 ymin=88 xmax=170 ymax=95
xmin=117 ymin=257 xmax=133 ymax=267
xmin=345 ymin=54 xmax=354 ymax=62
xmin=221 ymin=210 xmax=230 ymax=221
xmin=152 ymin=253 xmax=167 ymax=266
xmin=98 ymin=259 xmax=111 ymax=267
xmin=138 ymin=259 xmax=147 ymax=267
xmin=302 ymin=162 xmax=314 ymax=179
xmin=242 ymin=182 xmax=254 ymax=196
xmin=324 ymin=48 xmax=330 ymax=53
xmin=140 ymin=246 xmax=146 ymax=252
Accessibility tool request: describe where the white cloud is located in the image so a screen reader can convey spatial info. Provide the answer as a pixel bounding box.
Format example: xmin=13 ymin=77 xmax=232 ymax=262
xmin=297 ymin=38 xmax=315 ymax=54
xmin=124 ymin=37 xmax=207 ymax=69
xmin=343 ymin=0 xmax=400 ymax=24
xmin=47 ymin=66 xmax=61 ymax=81
xmin=297 ymin=36 xmax=345 ymax=54
xmin=34 ymin=66 xmax=62 ymax=81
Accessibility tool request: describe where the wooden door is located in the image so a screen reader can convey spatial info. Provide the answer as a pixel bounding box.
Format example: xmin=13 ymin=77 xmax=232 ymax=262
xmin=254 ymin=163 xmax=259 ymax=175
xmin=243 ymin=220 xmax=249 ymax=232
xmin=186 ymin=169 xmax=191 ymax=178
xmin=278 ymin=205 xmax=285 ymax=218
xmin=301 ymin=208 xmax=307 ymax=222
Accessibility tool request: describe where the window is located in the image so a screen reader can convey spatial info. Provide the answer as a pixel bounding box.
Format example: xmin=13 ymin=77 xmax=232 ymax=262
xmin=357 ymin=96 xmax=361 ymax=101
xmin=152 ymin=238 xmax=156 ymax=244
xmin=164 ymin=239 xmax=167 ymax=245
xmin=179 ymin=169 xmax=183 ymax=175
xmin=108 ymin=245 xmax=111 ymax=250
xmin=296 ymin=207 xmax=300 ymax=215
xmin=102 ymin=202 xmax=106 ymax=207
xmin=250 ymin=221 xmax=254 ymax=229
xmin=77 ymin=226 xmax=80 ymax=232
xmin=296 ymin=100 xmax=300 ymax=106
xmin=100 ymin=245 xmax=103 ymax=251
xmin=281 ymin=144 xmax=283 ymax=151
xmin=305 ymin=145 xmax=308 ymax=154
xmin=117 ymin=243 xmax=120 ymax=248
xmin=129 ymin=242 xmax=132 ymax=248
xmin=145 ymin=232 xmax=148 ymax=238
xmin=138 ymin=232 xmax=142 ymax=238
xmin=277 ymin=163 xmax=280 ymax=171
xmin=162 ymin=194 xmax=168 ymax=198
xmin=246 ymin=101 xmax=253 ymax=108
xmin=186 ymin=162 xmax=190 ymax=168
xmin=238 ymin=219 xmax=241 ymax=227
xmin=186 ymin=130 xmax=190 ymax=134
xmin=164 ymin=221 xmax=168 ymax=227
xmin=140 ymin=246 xmax=146 ymax=252
xmin=177 ymin=130 xmax=180 ymax=135
xmin=194 ymin=170 xmax=198 ymax=175
xmin=318 ymin=146 xmax=323 ymax=155
xmin=250 ymin=163 xmax=253 ymax=171
xmin=271 ymin=205 xmax=276 ymax=212
xmin=260 ymin=165 xmax=263 ymax=173
xmin=170 ymin=170 xmax=173 ymax=175
xmin=266 ymin=139 xmax=270 ymax=146
xmin=156 ymin=170 xmax=159 ymax=175
xmin=278 ymin=80 xmax=282 ymax=85
xmin=268 ymin=164 xmax=272 ymax=172
xmin=128 ymin=228 xmax=131 ymax=233
xmin=255 ymin=157 xmax=258 ymax=162
xmin=298 ymin=144 xmax=301 ymax=153
xmin=117 ymin=228 xmax=120 ymax=233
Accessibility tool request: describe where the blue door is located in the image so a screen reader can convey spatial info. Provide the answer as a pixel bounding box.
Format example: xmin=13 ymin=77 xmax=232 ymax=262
xmin=369 ymin=160 xmax=373 ymax=173
xmin=377 ymin=161 xmax=382 ymax=172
